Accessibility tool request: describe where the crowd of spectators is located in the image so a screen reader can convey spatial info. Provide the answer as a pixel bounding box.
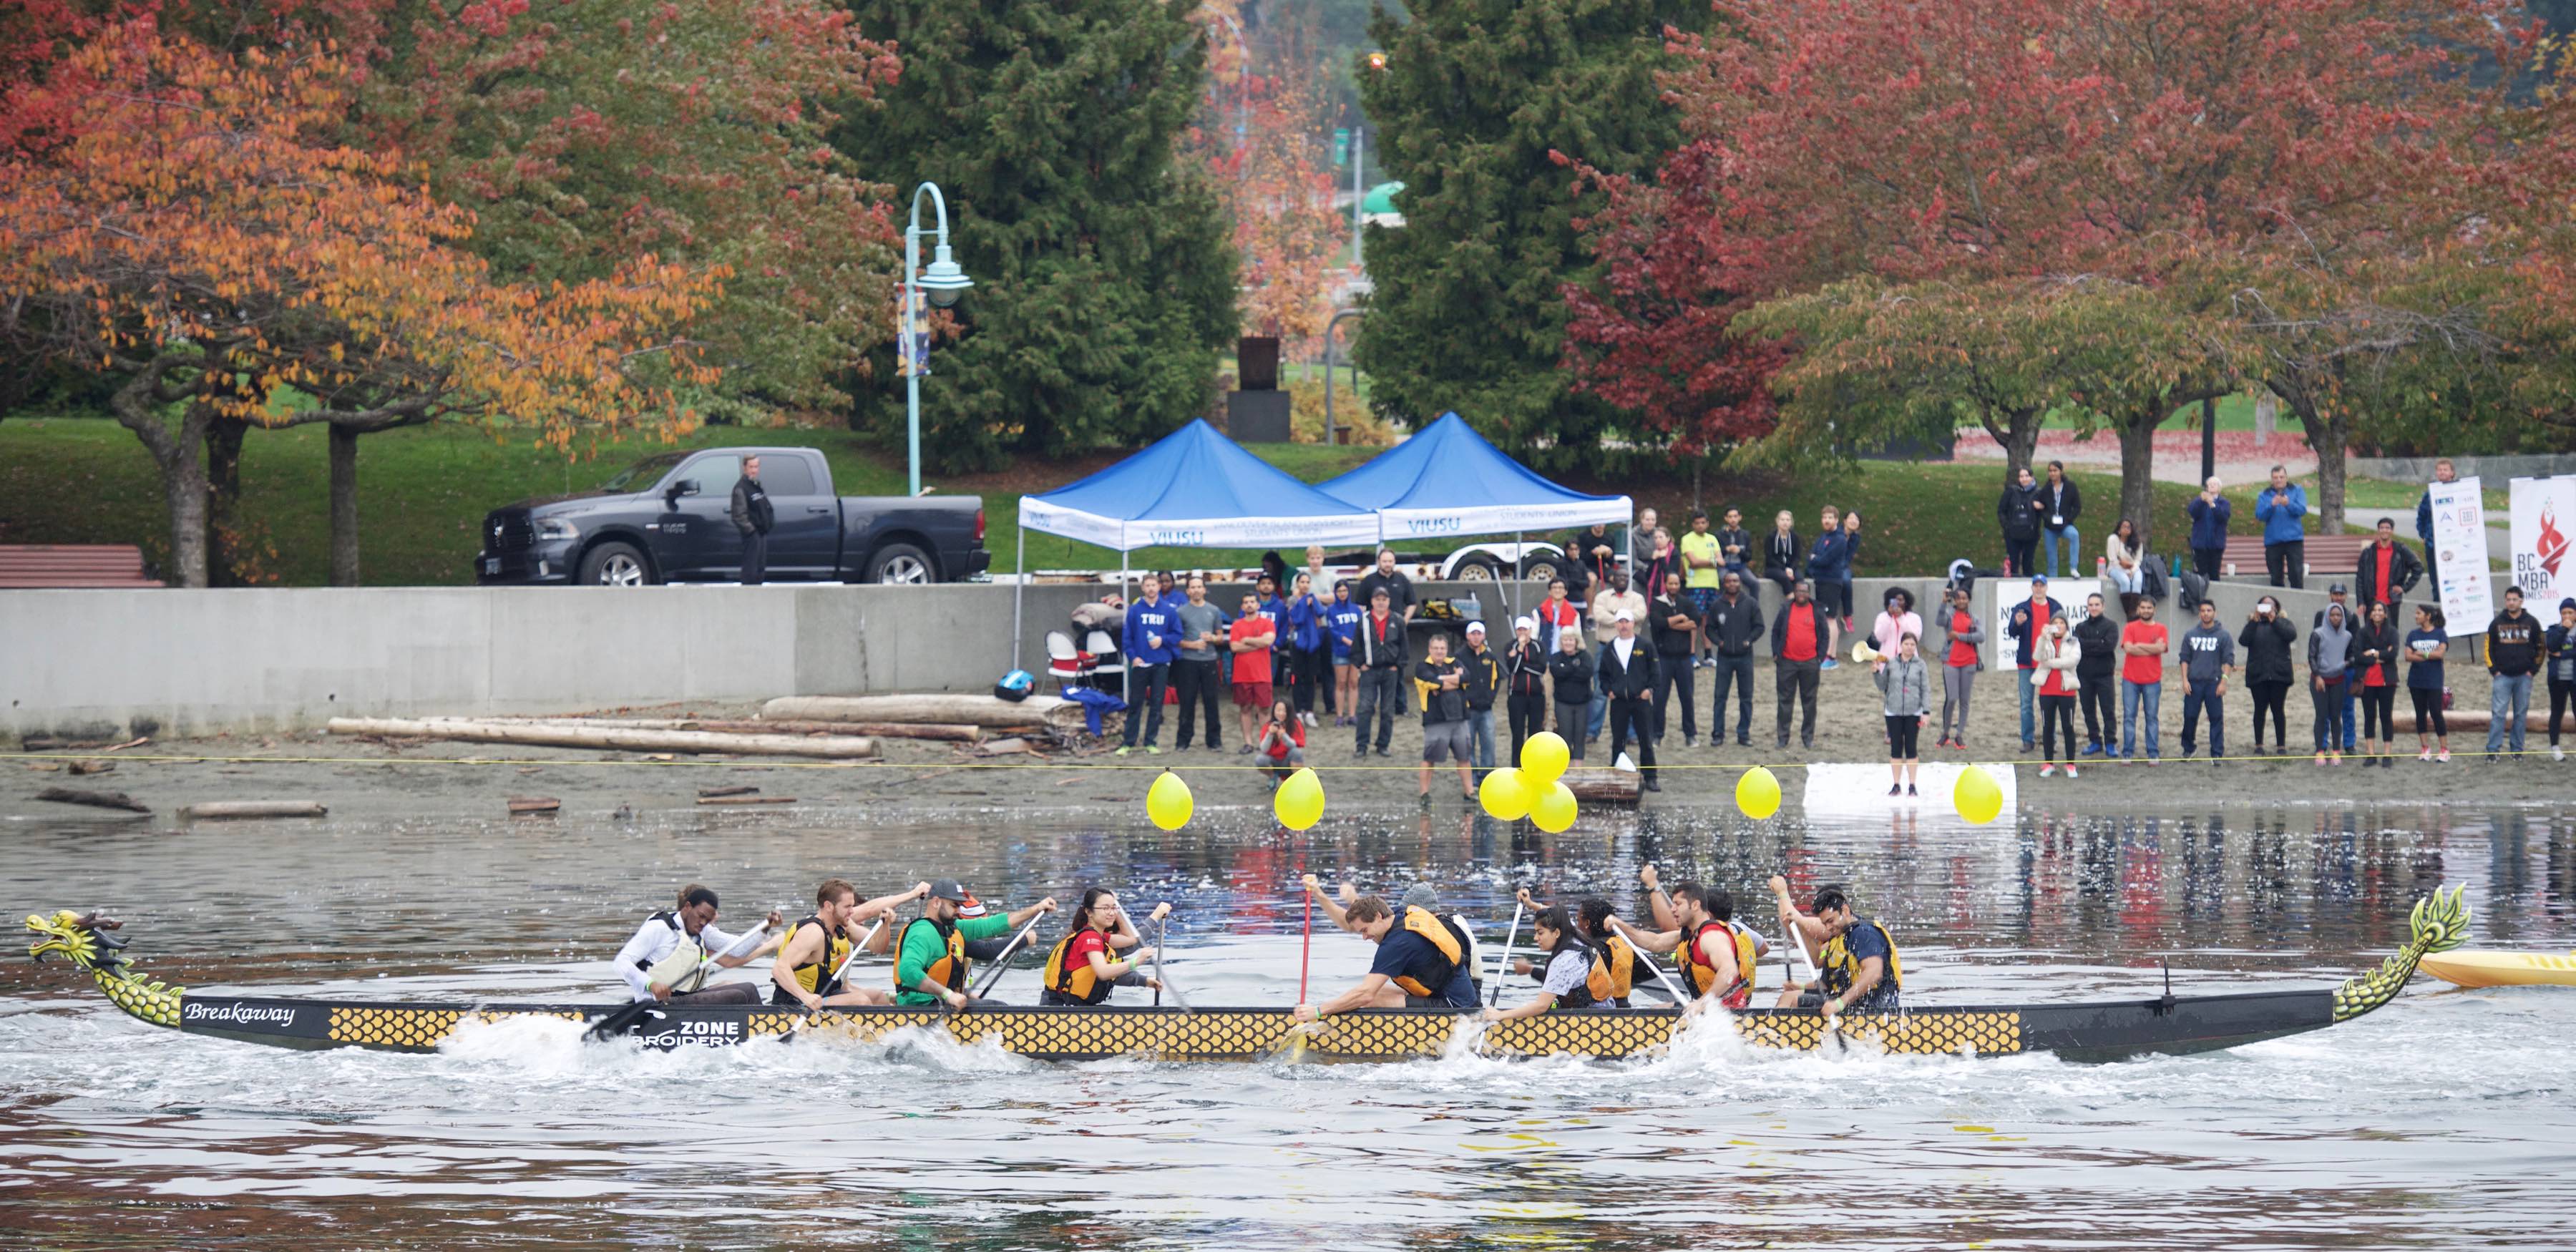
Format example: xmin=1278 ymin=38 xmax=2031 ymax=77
xmin=1080 ymin=470 xmax=2572 ymax=786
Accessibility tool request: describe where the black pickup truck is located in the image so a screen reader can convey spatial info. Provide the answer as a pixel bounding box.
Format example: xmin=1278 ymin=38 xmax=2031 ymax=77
xmin=474 ymin=446 xmax=990 ymax=586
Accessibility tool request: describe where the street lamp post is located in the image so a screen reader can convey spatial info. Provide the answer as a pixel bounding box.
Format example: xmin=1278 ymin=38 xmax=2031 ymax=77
xmin=903 ymin=181 xmax=974 ymax=498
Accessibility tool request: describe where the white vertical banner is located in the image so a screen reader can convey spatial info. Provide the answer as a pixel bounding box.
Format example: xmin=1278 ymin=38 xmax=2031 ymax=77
xmin=2508 ymin=476 xmax=2576 ymax=603
xmin=2429 ymin=476 xmax=2493 ymax=636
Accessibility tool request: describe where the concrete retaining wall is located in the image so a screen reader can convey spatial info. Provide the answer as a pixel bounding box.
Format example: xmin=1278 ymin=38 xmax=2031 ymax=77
xmin=2352 ymin=454 xmax=2576 ymax=484
xmin=0 ymin=572 xmax=2527 ymax=738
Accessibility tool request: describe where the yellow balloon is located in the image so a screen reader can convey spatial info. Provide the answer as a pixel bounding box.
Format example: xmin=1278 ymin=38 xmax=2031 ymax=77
xmin=1735 ymin=766 xmax=1782 ymax=820
xmin=1478 ymin=766 xmax=1532 ymax=821
xmin=1519 ymin=731 xmax=1570 ymax=785
xmin=1953 ymin=765 xmax=2004 ymax=825
xmin=1530 ymin=781 xmax=1579 ymax=833
xmin=1146 ymin=771 xmax=1194 ymax=831
xmin=1274 ymin=767 xmax=1325 ymax=831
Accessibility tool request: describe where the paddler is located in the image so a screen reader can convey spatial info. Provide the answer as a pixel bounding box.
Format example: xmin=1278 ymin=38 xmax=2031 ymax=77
xmin=1607 ymin=864 xmax=1761 ymax=1012
xmin=769 ymin=879 xmax=930 ymax=1010
xmin=1483 ymin=905 xmax=1601 ymax=1021
xmin=1506 ymin=889 xmax=1649 ymax=1007
xmin=1767 ymin=877 xmax=1902 ymax=1016
xmin=1293 ymin=893 xmax=1479 ymax=1021
xmin=1039 ymin=889 xmax=1172 ymax=1006
xmin=896 ymin=879 xmax=1058 ymax=1009
xmin=1300 ymin=875 xmax=1483 ymax=993
xmin=615 ymin=884 xmax=783 ymax=1005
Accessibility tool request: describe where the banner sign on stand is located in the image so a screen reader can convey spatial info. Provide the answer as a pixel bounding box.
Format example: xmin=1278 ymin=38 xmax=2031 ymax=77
xmin=2507 ymin=476 xmax=2575 ymax=603
xmin=2428 ymin=476 xmax=2494 ymax=636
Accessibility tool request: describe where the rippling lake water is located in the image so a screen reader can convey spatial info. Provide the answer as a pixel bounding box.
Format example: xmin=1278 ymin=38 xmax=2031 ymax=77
xmin=3 ymin=802 xmax=2572 ymax=1248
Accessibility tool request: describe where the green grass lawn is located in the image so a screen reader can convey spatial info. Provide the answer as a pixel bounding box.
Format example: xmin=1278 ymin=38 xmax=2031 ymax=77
xmin=0 ymin=414 xmax=2439 ymax=585
xmin=2042 ymin=393 xmax=2290 ymax=432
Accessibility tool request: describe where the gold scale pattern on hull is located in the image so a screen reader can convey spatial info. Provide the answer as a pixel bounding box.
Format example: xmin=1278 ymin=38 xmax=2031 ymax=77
xmin=316 ymin=1002 xmax=2025 ymax=1059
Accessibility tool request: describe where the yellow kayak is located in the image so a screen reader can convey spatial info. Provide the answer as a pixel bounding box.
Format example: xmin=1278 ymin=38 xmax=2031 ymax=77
xmin=2421 ymin=950 xmax=2576 ymax=989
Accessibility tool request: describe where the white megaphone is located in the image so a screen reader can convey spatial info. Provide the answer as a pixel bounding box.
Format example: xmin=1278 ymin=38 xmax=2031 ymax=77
xmin=1851 ymin=638 xmax=1885 ymax=665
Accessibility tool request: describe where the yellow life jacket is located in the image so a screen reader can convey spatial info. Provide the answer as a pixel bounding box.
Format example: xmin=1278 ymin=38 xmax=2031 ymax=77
xmin=897 ymin=916 xmax=967 ymax=996
xmin=1676 ymin=919 xmax=1762 ymax=1007
xmin=1042 ymin=928 xmax=1116 ymax=1006
xmin=779 ymin=914 xmax=853 ymax=996
xmin=1584 ymin=932 xmax=1639 ymax=1004
xmin=1820 ymin=917 xmax=1902 ymax=1007
xmin=1388 ymin=905 xmax=1466 ymax=999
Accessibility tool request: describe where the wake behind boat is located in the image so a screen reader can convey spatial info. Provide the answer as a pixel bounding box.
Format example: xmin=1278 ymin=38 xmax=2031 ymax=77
xmin=25 ymin=887 xmax=2469 ymax=1063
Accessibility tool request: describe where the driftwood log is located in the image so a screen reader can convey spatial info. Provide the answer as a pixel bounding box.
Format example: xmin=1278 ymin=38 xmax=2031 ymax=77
xmin=760 ymin=694 xmax=1084 ymax=734
xmin=180 ymin=800 xmax=328 ymax=820
xmin=2392 ymin=710 xmax=2553 ymax=733
xmin=410 ymin=716 xmax=982 ymax=743
xmin=697 ymin=784 xmax=761 ymax=798
xmin=34 ymin=787 xmax=150 ymax=813
xmin=507 ymin=796 xmax=561 ymax=815
xmin=698 ymin=795 xmax=796 ymax=806
xmin=326 ymin=717 xmax=878 ymax=760
xmin=1558 ymin=768 xmax=1644 ymax=806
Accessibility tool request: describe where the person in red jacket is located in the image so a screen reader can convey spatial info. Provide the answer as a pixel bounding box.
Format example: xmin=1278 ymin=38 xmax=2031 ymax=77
xmin=1772 ymin=579 xmax=1834 ymax=750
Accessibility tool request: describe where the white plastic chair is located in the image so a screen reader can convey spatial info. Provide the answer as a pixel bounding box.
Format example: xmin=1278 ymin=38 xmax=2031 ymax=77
xmin=1084 ymin=629 xmax=1126 ymax=688
xmin=1045 ymin=631 xmax=1093 ymax=692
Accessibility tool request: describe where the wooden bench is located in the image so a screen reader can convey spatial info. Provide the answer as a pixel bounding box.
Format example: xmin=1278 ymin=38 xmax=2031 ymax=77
xmin=2217 ymin=534 xmax=2372 ymax=585
xmin=0 ymin=544 xmax=164 ymax=588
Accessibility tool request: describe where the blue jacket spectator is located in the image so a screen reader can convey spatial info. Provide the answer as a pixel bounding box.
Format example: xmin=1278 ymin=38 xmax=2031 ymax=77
xmin=2186 ymin=492 xmax=2231 ymax=551
xmin=1805 ymin=529 xmax=1851 ymax=584
xmin=1325 ymin=592 xmax=1365 ymax=662
xmin=1257 ymin=592 xmax=1291 ymax=655
xmin=2254 ymin=481 xmax=2308 ymax=544
xmin=1286 ymin=591 xmax=1326 ymax=652
xmin=1123 ymin=595 xmax=1177 ymax=667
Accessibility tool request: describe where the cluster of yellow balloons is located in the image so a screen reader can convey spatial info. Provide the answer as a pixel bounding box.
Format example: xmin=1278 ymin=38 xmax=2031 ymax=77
xmin=1478 ymin=731 xmax=1579 ymax=833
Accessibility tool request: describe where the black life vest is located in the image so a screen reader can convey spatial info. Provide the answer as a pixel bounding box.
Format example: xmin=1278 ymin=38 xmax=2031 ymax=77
xmin=1548 ymin=933 xmax=1599 ymax=1011
xmin=770 ymin=914 xmax=852 ymax=1006
xmin=1387 ymin=906 xmax=1466 ymax=999
xmin=1042 ymin=928 xmax=1116 ymax=1006
xmin=1819 ymin=917 xmax=1903 ymax=1010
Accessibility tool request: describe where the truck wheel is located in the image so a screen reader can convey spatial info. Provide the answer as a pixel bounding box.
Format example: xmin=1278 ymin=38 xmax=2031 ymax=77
xmin=1520 ymin=555 xmax=1563 ymax=585
xmin=1450 ymin=556 xmax=1502 ymax=582
xmin=869 ymin=542 xmax=935 ymax=585
xmin=578 ymin=542 xmax=654 ymax=587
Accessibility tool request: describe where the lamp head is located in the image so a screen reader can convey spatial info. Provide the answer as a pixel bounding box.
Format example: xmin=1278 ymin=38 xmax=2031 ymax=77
xmin=919 ymin=243 xmax=972 ymax=308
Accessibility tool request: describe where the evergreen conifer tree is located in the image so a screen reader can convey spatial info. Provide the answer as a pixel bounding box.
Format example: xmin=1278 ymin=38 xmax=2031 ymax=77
xmin=838 ymin=0 xmax=1238 ymax=471
xmin=1353 ymin=0 xmax=1707 ymax=464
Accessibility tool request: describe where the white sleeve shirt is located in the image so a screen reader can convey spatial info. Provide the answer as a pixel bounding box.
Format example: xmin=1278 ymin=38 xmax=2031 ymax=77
xmin=613 ymin=914 xmax=765 ymax=1002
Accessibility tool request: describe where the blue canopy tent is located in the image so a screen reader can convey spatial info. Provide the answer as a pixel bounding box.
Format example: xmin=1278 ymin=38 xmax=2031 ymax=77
xmin=1012 ymin=419 xmax=1379 ymax=672
xmin=1317 ymin=411 xmax=1631 ymax=618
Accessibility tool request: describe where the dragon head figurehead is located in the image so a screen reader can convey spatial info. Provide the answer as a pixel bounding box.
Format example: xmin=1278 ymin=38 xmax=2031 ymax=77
xmin=26 ymin=910 xmax=131 ymax=973
xmin=26 ymin=909 xmax=184 ymax=1029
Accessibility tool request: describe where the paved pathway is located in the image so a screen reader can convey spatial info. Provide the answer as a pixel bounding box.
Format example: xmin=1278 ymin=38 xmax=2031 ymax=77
xmin=1953 ymin=427 xmax=2317 ymax=486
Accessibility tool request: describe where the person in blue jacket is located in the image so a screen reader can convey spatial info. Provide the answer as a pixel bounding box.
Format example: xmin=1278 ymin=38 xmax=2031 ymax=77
xmin=1325 ymin=579 xmax=1365 ymax=728
xmin=2414 ymin=457 xmax=2457 ymax=595
xmin=1804 ymin=507 xmax=1852 ymax=669
xmin=2254 ymin=464 xmax=2310 ymax=589
xmin=1284 ymin=572 xmax=1331 ymax=726
xmin=1118 ymin=587 xmax=1178 ymax=755
xmin=2184 ymin=475 xmax=2232 ymax=581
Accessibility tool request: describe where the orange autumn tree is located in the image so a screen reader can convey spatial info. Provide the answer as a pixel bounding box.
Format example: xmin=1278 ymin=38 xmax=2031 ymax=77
xmin=1195 ymin=8 xmax=1341 ymax=355
xmin=0 ymin=21 xmax=723 ymax=585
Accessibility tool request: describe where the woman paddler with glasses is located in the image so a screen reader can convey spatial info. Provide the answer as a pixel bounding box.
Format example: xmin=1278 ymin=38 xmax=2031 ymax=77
xmin=1039 ymin=889 xmax=1171 ymax=1006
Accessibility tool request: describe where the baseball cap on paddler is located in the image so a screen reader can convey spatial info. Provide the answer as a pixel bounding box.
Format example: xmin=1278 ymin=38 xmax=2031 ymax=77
xmin=928 ymin=879 xmax=972 ymax=904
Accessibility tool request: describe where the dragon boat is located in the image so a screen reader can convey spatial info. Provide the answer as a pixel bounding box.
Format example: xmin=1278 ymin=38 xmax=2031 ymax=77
xmin=26 ymin=889 xmax=2467 ymax=1064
